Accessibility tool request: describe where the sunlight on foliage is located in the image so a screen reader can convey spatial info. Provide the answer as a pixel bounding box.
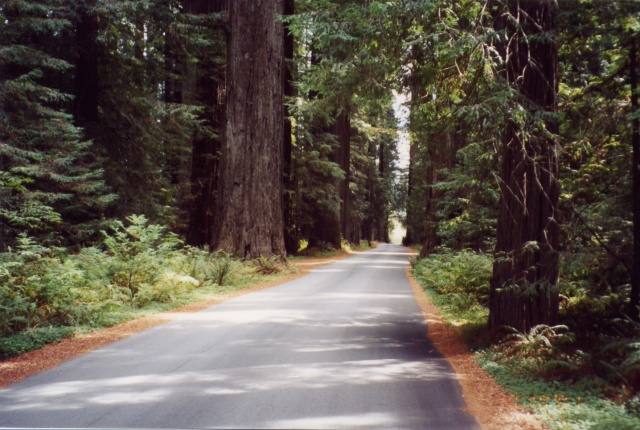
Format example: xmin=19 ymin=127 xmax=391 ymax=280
xmin=0 ymin=216 xmax=294 ymax=359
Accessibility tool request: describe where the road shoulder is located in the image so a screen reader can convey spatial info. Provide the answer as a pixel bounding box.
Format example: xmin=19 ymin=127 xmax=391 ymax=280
xmin=406 ymin=266 xmax=545 ymax=430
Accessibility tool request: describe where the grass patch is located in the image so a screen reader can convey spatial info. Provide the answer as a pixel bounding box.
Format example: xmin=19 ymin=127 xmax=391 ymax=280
xmin=478 ymin=352 xmax=640 ymax=429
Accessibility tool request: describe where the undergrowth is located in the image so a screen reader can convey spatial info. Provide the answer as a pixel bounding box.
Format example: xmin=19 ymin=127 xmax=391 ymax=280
xmin=411 ymin=249 xmax=490 ymax=345
xmin=294 ymin=239 xmax=372 ymax=258
xmin=411 ymin=248 xmax=640 ymax=429
xmin=0 ymin=215 xmax=294 ymax=359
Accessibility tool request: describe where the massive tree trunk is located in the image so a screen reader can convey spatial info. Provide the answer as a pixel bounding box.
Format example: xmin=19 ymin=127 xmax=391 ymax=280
xmin=402 ymin=140 xmax=418 ymax=246
xmin=283 ymin=0 xmax=297 ymax=254
xmin=74 ymin=2 xmax=100 ymax=128
xmin=211 ymin=0 xmax=286 ymax=258
xmin=403 ymin=45 xmax=425 ymax=246
xmin=334 ymin=109 xmax=352 ymax=243
xmin=370 ymin=138 xmax=390 ymax=244
xmin=421 ymin=144 xmax=440 ymax=257
xmin=630 ymin=37 xmax=640 ymax=321
xmin=420 ymin=128 xmax=458 ymax=257
xmin=420 ymin=139 xmax=443 ymax=257
xmin=362 ymin=138 xmax=377 ymax=243
xmin=184 ymin=0 xmax=228 ymax=247
xmin=489 ymin=0 xmax=560 ymax=332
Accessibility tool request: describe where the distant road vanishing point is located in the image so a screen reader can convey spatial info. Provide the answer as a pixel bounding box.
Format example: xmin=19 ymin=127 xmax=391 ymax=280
xmin=0 ymin=243 xmax=478 ymax=429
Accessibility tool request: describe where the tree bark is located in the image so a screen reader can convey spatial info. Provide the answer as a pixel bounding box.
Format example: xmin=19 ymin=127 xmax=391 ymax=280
xmin=402 ymin=140 xmax=418 ymax=246
xmin=375 ymin=139 xmax=390 ymax=243
xmin=74 ymin=2 xmax=100 ymax=128
xmin=420 ymin=141 xmax=442 ymax=257
xmin=334 ymin=109 xmax=352 ymax=243
xmin=420 ymin=128 xmax=458 ymax=257
xmin=630 ymin=37 xmax=640 ymax=321
xmin=489 ymin=0 xmax=560 ymax=332
xmin=363 ymin=138 xmax=377 ymax=244
xmin=184 ymin=0 xmax=227 ymax=247
xmin=283 ymin=0 xmax=297 ymax=254
xmin=211 ymin=0 xmax=286 ymax=259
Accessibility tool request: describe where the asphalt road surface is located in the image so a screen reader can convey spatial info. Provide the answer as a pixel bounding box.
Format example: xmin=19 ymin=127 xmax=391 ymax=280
xmin=0 ymin=243 xmax=478 ymax=429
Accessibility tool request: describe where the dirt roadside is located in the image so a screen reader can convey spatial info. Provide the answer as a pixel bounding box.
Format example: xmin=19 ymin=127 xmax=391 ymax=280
xmin=407 ymin=267 xmax=545 ymax=430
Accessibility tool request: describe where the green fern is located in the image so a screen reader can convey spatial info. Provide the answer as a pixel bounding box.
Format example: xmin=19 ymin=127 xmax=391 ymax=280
xmin=253 ymin=255 xmax=285 ymax=275
xmin=501 ymin=324 xmax=576 ymax=359
xmin=100 ymin=215 xmax=181 ymax=298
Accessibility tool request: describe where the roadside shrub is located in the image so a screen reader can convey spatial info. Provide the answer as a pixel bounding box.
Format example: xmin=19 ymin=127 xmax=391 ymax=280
xmin=501 ymin=325 xmax=576 ymax=359
xmin=595 ymin=338 xmax=640 ymax=391
xmin=316 ymin=241 xmax=336 ymax=252
xmin=412 ymin=249 xmax=491 ymax=309
xmin=625 ymin=394 xmax=640 ymax=418
xmin=0 ymin=326 xmax=74 ymax=359
xmin=133 ymin=272 xmax=200 ymax=307
xmin=298 ymin=240 xmax=337 ymax=256
xmin=176 ymin=246 xmax=209 ymax=281
xmin=204 ymin=250 xmax=239 ymax=286
xmin=559 ymin=251 xmax=632 ymax=339
xmin=0 ymin=236 xmax=77 ymax=337
xmin=493 ymin=324 xmax=582 ymax=380
xmin=101 ymin=215 xmax=181 ymax=298
xmin=70 ymin=247 xmax=131 ymax=317
xmin=0 ymin=217 xmax=297 ymax=359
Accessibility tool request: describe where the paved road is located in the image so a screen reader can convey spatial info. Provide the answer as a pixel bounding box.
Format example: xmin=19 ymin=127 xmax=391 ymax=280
xmin=0 ymin=244 xmax=478 ymax=429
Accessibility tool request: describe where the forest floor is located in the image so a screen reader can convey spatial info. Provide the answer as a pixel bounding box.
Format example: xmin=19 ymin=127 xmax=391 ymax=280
xmin=0 ymin=248 xmax=543 ymax=429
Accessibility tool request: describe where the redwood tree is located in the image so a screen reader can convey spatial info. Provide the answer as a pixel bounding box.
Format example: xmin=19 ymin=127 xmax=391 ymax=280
xmin=489 ymin=0 xmax=560 ymax=332
xmin=183 ymin=0 xmax=228 ymax=247
xmin=211 ymin=0 xmax=286 ymax=258
xmin=283 ymin=0 xmax=297 ymax=254
xmin=334 ymin=109 xmax=352 ymax=243
xmin=631 ymin=35 xmax=640 ymax=321
xmin=420 ymin=129 xmax=458 ymax=258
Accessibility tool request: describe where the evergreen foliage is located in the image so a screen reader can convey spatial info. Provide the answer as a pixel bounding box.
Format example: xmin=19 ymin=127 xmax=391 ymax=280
xmin=76 ymin=0 xmax=201 ymax=227
xmin=287 ymin=0 xmax=402 ymax=249
xmin=0 ymin=0 xmax=114 ymax=247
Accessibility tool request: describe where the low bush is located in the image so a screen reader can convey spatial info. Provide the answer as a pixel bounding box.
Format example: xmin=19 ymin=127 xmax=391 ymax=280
xmin=477 ymin=351 xmax=640 ymax=430
xmin=0 ymin=327 xmax=74 ymax=359
xmin=101 ymin=215 xmax=182 ymax=299
xmin=0 ymin=216 xmax=294 ymax=359
xmin=412 ymin=249 xmax=491 ymax=332
xmin=205 ymin=250 xmax=240 ymax=286
xmin=0 ymin=235 xmax=78 ymax=338
xmin=412 ymin=248 xmax=491 ymax=303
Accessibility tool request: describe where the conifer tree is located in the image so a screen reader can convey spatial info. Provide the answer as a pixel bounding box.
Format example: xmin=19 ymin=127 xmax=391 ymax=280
xmin=489 ymin=0 xmax=560 ymax=332
xmin=211 ymin=0 xmax=286 ymax=258
xmin=0 ymin=0 xmax=113 ymax=246
xmin=288 ymin=0 xmax=403 ymax=250
xmin=181 ymin=0 xmax=228 ymax=247
xmin=72 ymin=0 xmax=200 ymax=228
